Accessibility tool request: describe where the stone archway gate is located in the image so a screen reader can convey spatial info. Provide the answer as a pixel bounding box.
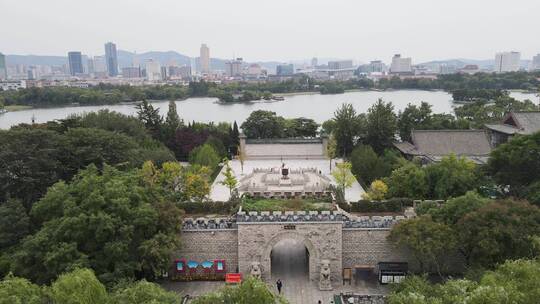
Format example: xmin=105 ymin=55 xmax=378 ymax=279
xmin=236 ymin=211 xmax=343 ymax=284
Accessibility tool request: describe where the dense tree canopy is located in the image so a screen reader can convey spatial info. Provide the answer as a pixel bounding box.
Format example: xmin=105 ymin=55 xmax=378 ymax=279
xmin=10 ymin=165 xmax=183 ymax=285
xmin=488 ymin=131 xmax=540 ymax=195
xmin=388 ymin=259 xmax=540 ymax=304
xmin=456 ymin=199 xmax=540 ymax=268
xmin=0 ymin=268 xmax=182 ymax=304
xmin=0 ymin=125 xmax=175 ymax=209
xmin=389 ymin=215 xmax=456 ymax=275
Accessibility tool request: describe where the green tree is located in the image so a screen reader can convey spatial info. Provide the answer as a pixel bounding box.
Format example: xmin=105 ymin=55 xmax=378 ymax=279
xmin=425 ymin=154 xmax=478 ymax=199
xmin=325 ymin=135 xmax=337 ymax=171
xmin=387 ymin=163 xmax=428 ymax=199
xmin=182 ymin=165 xmax=212 ymax=202
xmin=189 ymin=144 xmax=220 ymax=173
xmin=283 ymin=117 xmax=319 ymax=138
xmin=164 ymin=101 xmax=182 ymax=140
xmin=0 ymin=199 xmax=30 ymax=250
xmin=350 ymin=145 xmax=392 ymax=186
xmin=192 ymin=277 xmax=287 ymax=304
xmin=136 ymin=100 xmax=163 ymax=139
xmin=488 ymin=131 xmax=540 ymax=195
xmin=240 ymin=110 xmax=284 ymax=138
xmin=389 ymin=215 xmax=456 ymax=275
xmin=365 ymin=99 xmax=397 ymax=154
xmin=12 ymin=165 xmax=182 ymax=285
xmin=456 ymin=199 xmax=540 ymax=268
xmin=0 ymin=128 xmax=66 ymax=208
xmin=332 ymin=103 xmax=361 ymax=156
xmin=220 ymin=160 xmax=238 ymax=198
xmin=50 ymin=268 xmax=109 ymax=304
xmin=205 ymin=136 xmax=227 ymax=159
xmin=0 ymin=273 xmax=45 ymax=304
xmin=111 ymin=280 xmax=181 ymax=304
xmin=397 ymin=102 xmax=433 ymax=142
xmin=388 ymin=259 xmax=540 ymax=304
xmin=426 ymin=191 xmax=489 ymax=225
xmin=76 ymin=110 xmax=152 ymax=143
xmin=332 ymin=162 xmax=356 ymax=193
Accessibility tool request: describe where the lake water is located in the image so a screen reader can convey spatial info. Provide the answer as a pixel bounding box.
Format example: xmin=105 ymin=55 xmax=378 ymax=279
xmin=0 ymin=90 xmax=537 ymax=129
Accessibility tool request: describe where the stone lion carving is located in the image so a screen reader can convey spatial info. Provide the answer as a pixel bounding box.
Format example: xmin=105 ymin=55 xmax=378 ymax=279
xmin=319 ymin=259 xmax=332 ymax=290
xmin=250 ymin=262 xmax=262 ymax=280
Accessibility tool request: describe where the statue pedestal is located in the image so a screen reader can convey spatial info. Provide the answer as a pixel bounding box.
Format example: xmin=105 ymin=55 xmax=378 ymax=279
xmin=318 ymin=281 xmax=333 ymax=291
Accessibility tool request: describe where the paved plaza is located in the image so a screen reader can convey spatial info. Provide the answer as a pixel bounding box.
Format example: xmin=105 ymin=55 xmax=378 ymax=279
xmin=210 ymin=159 xmax=364 ymax=202
xmin=163 ymin=238 xmax=388 ymax=304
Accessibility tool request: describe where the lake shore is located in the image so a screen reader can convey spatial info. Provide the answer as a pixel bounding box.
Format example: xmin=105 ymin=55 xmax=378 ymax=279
xmin=4 ymin=105 xmax=33 ymax=112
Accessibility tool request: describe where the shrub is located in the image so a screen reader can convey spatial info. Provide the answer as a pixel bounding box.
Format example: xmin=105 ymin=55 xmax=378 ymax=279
xmin=177 ymin=201 xmax=239 ymax=215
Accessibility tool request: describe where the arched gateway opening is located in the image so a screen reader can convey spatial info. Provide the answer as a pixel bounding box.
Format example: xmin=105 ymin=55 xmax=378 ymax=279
xmin=262 ymin=232 xmax=318 ymax=282
xmin=271 ymin=239 xmax=309 ymax=281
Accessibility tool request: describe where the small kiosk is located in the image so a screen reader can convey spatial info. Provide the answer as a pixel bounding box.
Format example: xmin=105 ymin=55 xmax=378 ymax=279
xmin=377 ymin=262 xmax=408 ymax=284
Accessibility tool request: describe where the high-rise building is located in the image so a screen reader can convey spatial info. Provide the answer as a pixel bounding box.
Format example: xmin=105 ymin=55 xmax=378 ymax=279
xmin=530 ymin=54 xmax=540 ymax=71
xmin=0 ymin=52 xmax=7 ymax=80
xmin=200 ymin=44 xmax=210 ymax=74
xmin=328 ymin=60 xmax=353 ymax=70
xmin=145 ymin=59 xmax=162 ymax=81
xmin=104 ymin=42 xmax=119 ymax=77
xmin=311 ymin=57 xmax=318 ymax=68
xmin=390 ymin=54 xmax=412 ymax=74
xmin=93 ymin=56 xmax=107 ymax=73
xmin=68 ymin=51 xmax=84 ymax=76
xmin=494 ymin=51 xmax=521 ymax=73
xmin=225 ymin=58 xmax=243 ymax=77
xmin=87 ymin=58 xmax=95 ymax=74
xmin=122 ymin=67 xmax=141 ymax=78
xmin=276 ymin=64 xmax=294 ymax=76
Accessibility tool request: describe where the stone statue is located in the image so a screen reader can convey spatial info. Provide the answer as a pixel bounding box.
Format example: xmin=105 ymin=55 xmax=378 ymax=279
xmin=319 ymin=259 xmax=332 ymax=290
xmin=250 ymin=262 xmax=262 ymax=280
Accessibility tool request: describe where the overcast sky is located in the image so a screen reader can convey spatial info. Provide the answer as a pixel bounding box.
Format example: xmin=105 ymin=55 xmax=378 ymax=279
xmin=2 ymin=0 xmax=539 ymax=63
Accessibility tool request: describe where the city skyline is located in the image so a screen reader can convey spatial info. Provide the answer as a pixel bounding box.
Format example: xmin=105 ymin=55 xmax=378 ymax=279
xmin=2 ymin=0 xmax=540 ymax=63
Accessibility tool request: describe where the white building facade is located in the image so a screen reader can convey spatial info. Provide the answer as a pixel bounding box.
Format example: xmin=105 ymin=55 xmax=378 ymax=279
xmin=390 ymin=54 xmax=412 ymax=74
xmin=494 ymin=51 xmax=521 ymax=73
xmin=145 ymin=59 xmax=162 ymax=81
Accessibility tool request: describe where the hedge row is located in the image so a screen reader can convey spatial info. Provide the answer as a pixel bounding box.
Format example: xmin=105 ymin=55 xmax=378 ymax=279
xmin=340 ymin=198 xmax=414 ymax=213
xmin=177 ymin=201 xmax=239 ymax=215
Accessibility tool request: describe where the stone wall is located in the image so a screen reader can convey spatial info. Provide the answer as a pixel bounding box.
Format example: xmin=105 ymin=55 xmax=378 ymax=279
xmin=237 ymin=222 xmax=343 ymax=285
xmin=175 ymin=230 xmax=239 ymax=273
xmin=342 ymin=229 xmax=409 ymax=270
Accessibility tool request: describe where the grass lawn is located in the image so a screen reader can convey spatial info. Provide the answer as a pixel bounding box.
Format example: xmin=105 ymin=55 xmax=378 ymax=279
xmin=4 ymin=105 xmax=33 ymax=111
xmin=242 ymin=198 xmax=332 ymax=212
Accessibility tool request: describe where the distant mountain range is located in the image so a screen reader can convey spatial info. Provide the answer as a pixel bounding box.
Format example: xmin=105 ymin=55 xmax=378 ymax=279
xmin=5 ymin=50 xmax=283 ymax=72
xmin=419 ymin=58 xmax=532 ymax=70
xmin=4 ymin=52 xmax=533 ymax=71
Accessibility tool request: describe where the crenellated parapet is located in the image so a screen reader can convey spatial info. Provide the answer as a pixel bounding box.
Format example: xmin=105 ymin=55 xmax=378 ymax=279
xmin=236 ymin=210 xmax=344 ymax=223
xmin=182 ymin=217 xmax=237 ymax=230
xmin=181 ymin=209 xmax=410 ymax=231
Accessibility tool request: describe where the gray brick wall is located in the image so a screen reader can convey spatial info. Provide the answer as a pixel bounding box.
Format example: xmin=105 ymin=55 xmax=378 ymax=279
xmin=342 ymin=229 xmax=409 ymax=269
xmin=175 ymin=230 xmax=239 ymax=273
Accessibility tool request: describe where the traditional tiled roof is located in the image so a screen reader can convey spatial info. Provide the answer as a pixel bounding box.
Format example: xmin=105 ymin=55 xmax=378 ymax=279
xmin=394 ymin=129 xmax=492 ymax=164
xmin=485 ymin=112 xmax=540 ymax=135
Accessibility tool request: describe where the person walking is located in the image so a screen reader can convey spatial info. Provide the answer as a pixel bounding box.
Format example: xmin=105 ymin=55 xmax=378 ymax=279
xmin=276 ymin=279 xmax=283 ymax=294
